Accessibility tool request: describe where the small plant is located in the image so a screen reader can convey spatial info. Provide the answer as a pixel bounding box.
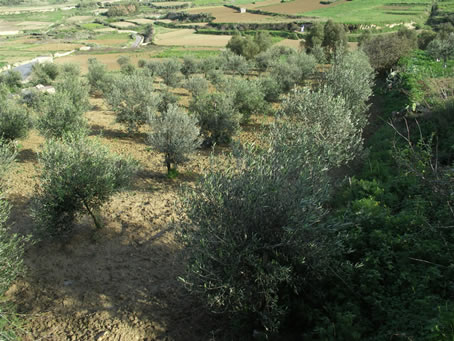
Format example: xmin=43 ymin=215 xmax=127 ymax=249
xmin=157 ymin=58 xmax=182 ymax=87
xmin=31 ymin=62 xmax=59 ymax=85
xmin=184 ymin=76 xmax=209 ymax=98
xmin=32 ymin=133 xmax=138 ymax=237
xmin=148 ymin=104 xmax=201 ymax=175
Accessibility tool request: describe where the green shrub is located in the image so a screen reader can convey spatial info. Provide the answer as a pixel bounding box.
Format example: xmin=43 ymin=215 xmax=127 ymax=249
xmin=259 ymin=76 xmax=282 ymax=103
xmin=31 ymin=62 xmax=59 ymax=85
xmin=0 ymin=96 xmax=32 ymax=141
xmin=189 ymin=92 xmax=240 ymax=146
xmin=54 ymin=75 xmax=90 ymax=114
xmin=148 ymin=104 xmax=201 ymax=174
xmin=87 ymin=58 xmax=110 ymax=95
xmin=178 ymin=139 xmax=333 ymax=335
xmin=323 ymin=50 xmax=374 ymax=127
xmin=219 ymin=50 xmax=251 ymax=76
xmin=105 ymin=73 xmax=159 ymax=133
xmin=157 ymin=58 xmax=182 ymax=87
xmin=222 ymin=77 xmax=269 ymax=122
xmin=183 ymin=76 xmax=209 ymax=98
xmin=0 ymin=70 xmax=22 ymax=92
xmin=32 ymin=133 xmax=138 ymax=237
xmin=36 ymin=91 xmax=88 ymax=139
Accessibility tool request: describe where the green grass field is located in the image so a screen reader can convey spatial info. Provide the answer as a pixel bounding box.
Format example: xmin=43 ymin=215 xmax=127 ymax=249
xmin=190 ymin=0 xmax=268 ymax=7
xmin=305 ymin=0 xmax=432 ymax=24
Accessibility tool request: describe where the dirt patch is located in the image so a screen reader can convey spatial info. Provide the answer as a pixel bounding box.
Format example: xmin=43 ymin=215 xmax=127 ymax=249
xmin=29 ymin=43 xmax=83 ymax=51
xmin=54 ymin=51 xmax=160 ymax=73
xmin=275 ymin=38 xmax=301 ymax=49
xmin=129 ymin=18 xmax=155 ymax=25
xmin=255 ymin=0 xmax=346 ymax=15
xmin=155 ymin=28 xmax=231 ymax=46
xmin=85 ymin=38 xmax=130 ymax=46
xmin=66 ymin=16 xmax=94 ymax=23
xmin=111 ymin=21 xmax=138 ymax=28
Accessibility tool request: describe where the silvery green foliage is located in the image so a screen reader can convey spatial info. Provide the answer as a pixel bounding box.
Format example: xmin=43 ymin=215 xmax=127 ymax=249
xmin=0 ymin=95 xmax=32 ymax=141
xmin=105 ymin=73 xmax=159 ymax=133
xmin=427 ymin=33 xmax=454 ymax=67
xmin=189 ymin=92 xmax=241 ymax=145
xmin=178 ymin=140 xmax=333 ymax=333
xmin=32 ymin=133 xmax=138 ymax=236
xmin=221 ymin=77 xmax=269 ymax=123
xmin=36 ymin=90 xmax=88 ymax=139
xmin=323 ymin=50 xmax=374 ymax=128
xmin=87 ymin=58 xmax=110 ymax=95
xmin=148 ymin=104 xmax=202 ymax=173
xmin=220 ymin=50 xmax=251 ymax=76
xmin=183 ymin=76 xmax=209 ymax=98
xmin=279 ymin=87 xmax=363 ymax=168
xmin=269 ymin=51 xmax=316 ymax=92
xmin=54 ymin=75 xmax=90 ymax=114
xmin=157 ymin=58 xmax=182 ymax=87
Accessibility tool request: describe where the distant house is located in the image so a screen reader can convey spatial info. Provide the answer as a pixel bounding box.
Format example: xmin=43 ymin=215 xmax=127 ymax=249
xmin=240 ymin=8 xmax=246 ymax=13
xmin=300 ymin=25 xmax=305 ymax=32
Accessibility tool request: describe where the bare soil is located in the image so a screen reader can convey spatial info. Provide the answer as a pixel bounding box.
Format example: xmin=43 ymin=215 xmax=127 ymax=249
xmin=5 ymin=98 xmax=226 ymax=341
xmin=154 ymin=29 xmax=231 ymax=47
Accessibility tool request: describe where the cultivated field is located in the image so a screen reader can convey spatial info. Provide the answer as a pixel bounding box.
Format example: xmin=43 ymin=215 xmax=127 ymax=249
xmin=154 ymin=28 xmax=231 ymax=46
xmin=249 ymin=0 xmax=345 ymax=15
xmin=187 ymin=5 xmax=294 ymax=23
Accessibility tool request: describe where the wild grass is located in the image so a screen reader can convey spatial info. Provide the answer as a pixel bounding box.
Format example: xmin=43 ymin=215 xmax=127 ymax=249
xmin=305 ymin=0 xmax=431 ymax=24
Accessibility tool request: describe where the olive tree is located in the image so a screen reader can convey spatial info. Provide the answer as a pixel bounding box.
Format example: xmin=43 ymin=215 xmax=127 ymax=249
xmin=158 ymin=58 xmax=182 ymax=87
xmin=36 ymin=90 xmax=88 ymax=139
xmin=183 ymin=76 xmax=209 ymax=98
xmin=189 ymin=92 xmax=240 ymax=146
xmin=105 ymin=73 xmax=159 ymax=133
xmin=427 ymin=32 xmax=454 ymax=67
xmin=32 ymin=133 xmax=138 ymax=237
xmin=148 ymin=104 xmax=201 ymax=175
xmin=87 ymin=58 xmax=110 ymax=95
xmin=178 ymin=136 xmax=333 ymax=334
xmin=323 ymin=50 xmax=375 ymax=128
xmin=222 ymin=77 xmax=269 ymax=122
xmin=0 ymin=95 xmax=32 ymax=141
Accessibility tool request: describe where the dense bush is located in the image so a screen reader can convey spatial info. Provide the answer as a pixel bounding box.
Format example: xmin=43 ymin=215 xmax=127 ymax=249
xmin=183 ymin=76 xmax=209 ymax=98
xmin=36 ymin=91 xmax=88 ymax=139
xmin=361 ymin=31 xmax=417 ymax=73
xmin=54 ymin=75 xmax=90 ymax=114
xmin=87 ymin=58 xmax=110 ymax=95
xmin=427 ymin=32 xmax=454 ymax=67
xmin=148 ymin=104 xmax=201 ymax=174
xmin=178 ymin=128 xmax=337 ymax=335
xmin=105 ymin=73 xmax=159 ymax=133
xmin=226 ymin=31 xmax=272 ymax=59
xmin=323 ymin=50 xmax=375 ymax=127
xmin=219 ymin=50 xmax=251 ymax=75
xmin=269 ymin=51 xmax=316 ymax=92
xmin=0 ymin=95 xmax=32 ymax=141
xmin=33 ymin=133 xmax=138 ymax=237
xmin=222 ymin=77 xmax=269 ymax=122
xmin=0 ymin=70 xmax=22 ymax=92
xmin=189 ymin=92 xmax=240 ymax=145
xmin=157 ymin=58 xmax=182 ymax=87
xmin=31 ymin=62 xmax=59 ymax=85
xmin=181 ymin=56 xmax=200 ymax=78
